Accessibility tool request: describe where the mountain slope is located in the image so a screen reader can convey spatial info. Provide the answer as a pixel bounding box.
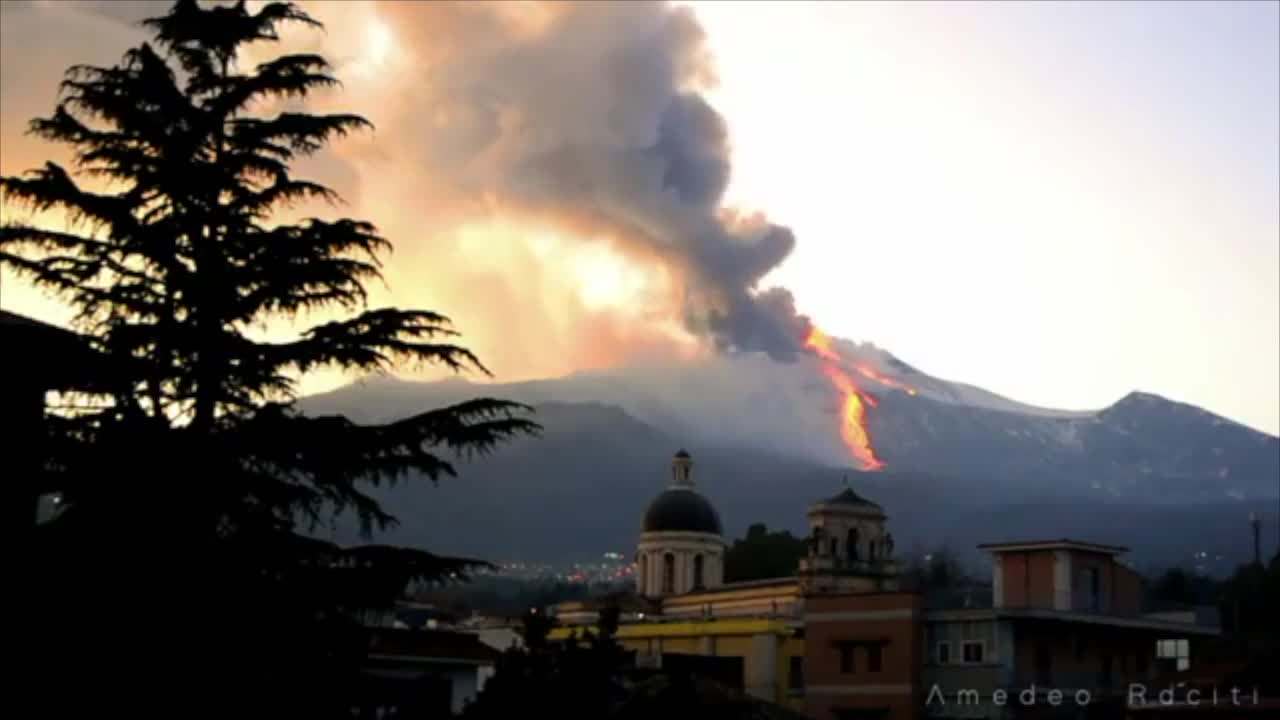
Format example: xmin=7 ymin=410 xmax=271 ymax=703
xmin=868 ymin=389 xmax=1278 ymax=501
xmin=304 ymin=398 xmax=1276 ymax=573
xmin=304 ymin=352 xmax=1279 ymax=502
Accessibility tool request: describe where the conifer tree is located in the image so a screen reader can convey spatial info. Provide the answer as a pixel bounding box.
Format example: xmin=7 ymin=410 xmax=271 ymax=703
xmin=2 ymin=1 xmax=537 ymax=714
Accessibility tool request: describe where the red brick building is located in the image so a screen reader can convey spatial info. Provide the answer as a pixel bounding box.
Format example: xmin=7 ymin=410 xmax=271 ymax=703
xmin=804 ymin=591 xmax=924 ymax=720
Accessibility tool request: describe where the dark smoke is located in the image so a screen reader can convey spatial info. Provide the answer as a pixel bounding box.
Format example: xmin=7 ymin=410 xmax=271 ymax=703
xmin=3 ymin=0 xmax=818 ymax=360
xmin=365 ymin=1 xmax=813 ymax=359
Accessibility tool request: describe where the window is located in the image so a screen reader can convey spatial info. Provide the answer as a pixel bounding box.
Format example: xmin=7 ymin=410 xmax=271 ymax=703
xmin=811 ymin=526 xmax=825 ymax=552
xmin=867 ymin=643 xmax=883 ymax=672
xmin=662 ymin=553 xmax=675 ymax=594
xmin=830 ymin=537 xmax=840 ymax=557
xmin=1135 ymin=650 xmax=1149 ymax=675
xmin=839 ymin=643 xmax=855 ymax=673
xmin=788 ymin=656 xmax=805 ymax=692
xmin=962 ymin=641 xmax=984 ymax=664
xmin=1157 ymin=638 xmax=1190 ymax=671
xmin=847 ymin=528 xmax=859 ymax=560
xmin=639 ymin=555 xmax=647 ymax=592
xmin=693 ymin=554 xmax=705 ymax=589
xmin=1099 ymin=653 xmax=1113 ymax=686
xmin=936 ymin=641 xmax=951 ymax=665
xmin=1082 ymin=566 xmax=1102 ymax=611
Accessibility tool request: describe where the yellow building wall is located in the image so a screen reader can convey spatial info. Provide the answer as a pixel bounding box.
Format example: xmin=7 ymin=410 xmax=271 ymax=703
xmin=778 ymin=635 xmax=806 ymax=713
xmin=667 ymin=636 xmax=703 ymax=654
xmin=550 ymin=620 xmax=801 ymax=708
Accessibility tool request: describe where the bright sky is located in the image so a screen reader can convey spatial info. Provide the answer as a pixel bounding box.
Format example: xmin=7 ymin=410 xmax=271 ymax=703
xmin=1 ymin=1 xmax=1277 ymax=435
xmin=686 ymin=0 xmax=1280 ymax=433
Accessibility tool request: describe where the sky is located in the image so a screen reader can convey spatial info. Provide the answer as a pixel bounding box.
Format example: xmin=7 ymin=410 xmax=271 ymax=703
xmin=1 ymin=0 xmax=1277 ymax=435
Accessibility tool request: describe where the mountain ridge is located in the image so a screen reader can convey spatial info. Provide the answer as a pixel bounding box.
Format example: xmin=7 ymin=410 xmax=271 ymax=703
xmin=303 ymin=395 xmax=1277 ymax=574
xmin=306 ymin=366 xmax=1273 ymax=436
xmin=302 ymin=358 xmax=1278 ymax=500
xmin=297 ymin=346 xmax=1276 ymax=572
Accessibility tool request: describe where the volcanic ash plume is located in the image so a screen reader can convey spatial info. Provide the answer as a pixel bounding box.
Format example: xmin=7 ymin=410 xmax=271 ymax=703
xmin=288 ymin=0 xmax=910 ymax=469
xmin=0 ymin=0 xmax=910 ymax=469
xmin=296 ymin=0 xmax=811 ymax=361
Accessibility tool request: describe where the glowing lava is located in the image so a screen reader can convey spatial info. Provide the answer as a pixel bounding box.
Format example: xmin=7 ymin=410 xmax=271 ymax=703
xmin=802 ymin=327 xmax=917 ymax=471
xmin=855 ymin=364 xmax=918 ymax=396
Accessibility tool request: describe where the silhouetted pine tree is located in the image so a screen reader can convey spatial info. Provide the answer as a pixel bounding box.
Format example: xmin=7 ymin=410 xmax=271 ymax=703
xmin=2 ymin=1 xmax=536 ymax=716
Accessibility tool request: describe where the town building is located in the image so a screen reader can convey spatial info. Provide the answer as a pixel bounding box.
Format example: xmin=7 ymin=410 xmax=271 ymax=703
xmin=550 ymin=450 xmax=1221 ymax=720
xmin=4 ymin=310 xmax=122 ymax=536
xmin=356 ymin=626 xmax=501 ymax=716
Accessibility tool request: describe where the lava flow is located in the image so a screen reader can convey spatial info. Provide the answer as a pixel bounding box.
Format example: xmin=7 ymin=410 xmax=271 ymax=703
xmin=802 ymin=327 xmax=917 ymax=471
xmin=855 ymin=364 xmax=918 ymax=396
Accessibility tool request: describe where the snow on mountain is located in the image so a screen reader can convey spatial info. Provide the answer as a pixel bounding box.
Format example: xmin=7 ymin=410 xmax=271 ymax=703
xmin=303 ymin=344 xmax=1279 ymax=503
xmin=820 ymin=336 xmax=1094 ymax=419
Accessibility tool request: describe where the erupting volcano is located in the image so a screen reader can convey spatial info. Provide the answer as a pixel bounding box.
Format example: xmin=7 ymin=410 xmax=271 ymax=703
xmin=803 ymin=327 xmax=918 ymax=470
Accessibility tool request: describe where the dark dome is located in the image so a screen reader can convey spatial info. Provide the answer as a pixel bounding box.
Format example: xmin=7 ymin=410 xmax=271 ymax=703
xmin=642 ymin=489 xmax=722 ymax=534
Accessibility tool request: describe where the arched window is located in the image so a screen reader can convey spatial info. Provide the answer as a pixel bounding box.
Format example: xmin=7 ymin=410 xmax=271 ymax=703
xmin=848 ymin=528 xmax=859 ymax=560
xmin=869 ymin=540 xmax=877 ymax=560
xmin=662 ymin=553 xmax=675 ymax=594
xmin=830 ymin=538 xmax=839 ymax=557
xmin=639 ymin=555 xmax=648 ymax=593
xmin=693 ymin=554 xmax=705 ymax=589
xmin=809 ymin=526 xmax=825 ymax=556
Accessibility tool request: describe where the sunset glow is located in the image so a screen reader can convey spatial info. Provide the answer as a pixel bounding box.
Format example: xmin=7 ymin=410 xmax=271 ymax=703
xmin=0 ymin=0 xmax=1276 ymax=436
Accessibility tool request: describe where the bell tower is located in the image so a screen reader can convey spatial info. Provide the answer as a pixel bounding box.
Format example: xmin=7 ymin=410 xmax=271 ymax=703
xmin=799 ymin=477 xmax=899 ymax=594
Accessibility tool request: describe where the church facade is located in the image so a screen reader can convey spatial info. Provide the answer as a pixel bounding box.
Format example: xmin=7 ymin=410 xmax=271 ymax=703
xmin=552 ymin=450 xmax=921 ymax=719
xmin=549 ymin=450 xmax=1219 ymax=720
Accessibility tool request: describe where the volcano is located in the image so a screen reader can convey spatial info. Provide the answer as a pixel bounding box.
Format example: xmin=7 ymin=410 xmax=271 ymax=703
xmin=300 ymin=344 xmax=1279 ymax=571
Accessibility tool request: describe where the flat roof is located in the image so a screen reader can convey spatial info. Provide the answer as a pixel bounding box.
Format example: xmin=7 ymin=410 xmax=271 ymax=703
xmin=924 ymin=607 xmax=1220 ymax=636
xmin=709 ymin=577 xmax=799 ymax=591
xmin=977 ymin=539 xmax=1130 ymax=555
xmin=366 ymin=628 xmax=502 ymax=664
xmin=662 ymin=577 xmax=800 ymax=605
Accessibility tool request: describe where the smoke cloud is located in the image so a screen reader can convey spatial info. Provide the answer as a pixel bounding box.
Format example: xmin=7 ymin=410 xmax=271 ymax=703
xmin=1 ymin=0 xmax=816 ymax=378
xmin=305 ymin=0 xmax=813 ymax=361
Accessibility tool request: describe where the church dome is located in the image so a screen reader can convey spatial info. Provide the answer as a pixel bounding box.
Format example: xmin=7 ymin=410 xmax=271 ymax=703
xmin=642 ymin=488 xmax=723 ymax=535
